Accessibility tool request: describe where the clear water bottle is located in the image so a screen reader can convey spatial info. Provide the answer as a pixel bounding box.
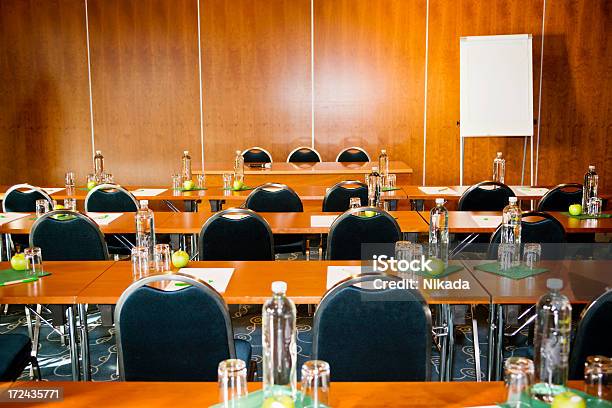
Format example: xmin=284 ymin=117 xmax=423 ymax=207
xmin=181 ymin=150 xmax=192 ymax=183
xmin=135 ymin=200 xmax=155 ymax=265
xmin=234 ymin=150 xmax=244 ymax=183
xmin=429 ymin=198 xmax=449 ymax=266
xmin=367 ymin=166 xmax=382 ymax=207
xmin=93 ymin=150 xmax=105 ymax=182
xmin=582 ymin=165 xmax=598 ymax=209
xmin=493 ymin=152 xmax=506 ymax=184
xmin=262 ymin=281 xmax=297 ymax=401
xmin=501 ymin=197 xmax=521 ymax=267
xmin=378 ymin=149 xmax=389 ymax=178
xmin=532 ymin=278 xmax=572 ymax=402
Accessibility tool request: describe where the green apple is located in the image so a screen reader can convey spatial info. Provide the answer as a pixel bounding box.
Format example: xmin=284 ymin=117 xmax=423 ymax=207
xmin=54 ymin=204 xmax=65 ymax=210
xmin=363 ymin=210 xmax=376 ymax=217
xmin=232 ymin=179 xmax=244 ymax=190
xmin=10 ymin=253 xmax=27 ymax=271
xmin=183 ymin=179 xmax=195 ymax=191
xmin=87 ymin=180 xmax=97 ymax=190
xmin=262 ymin=396 xmax=295 ymax=408
xmin=171 ymin=250 xmax=189 ymax=268
xmin=551 ymin=391 xmax=586 ymax=408
xmin=568 ymin=204 xmax=582 ymax=216
xmin=427 ymin=257 xmax=446 ymax=276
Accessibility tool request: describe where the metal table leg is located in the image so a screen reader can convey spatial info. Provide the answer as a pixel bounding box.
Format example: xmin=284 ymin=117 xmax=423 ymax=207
xmin=209 ymin=199 xmax=223 ymax=212
xmin=470 ymin=304 xmax=482 ymax=381
xmin=487 ymin=303 xmax=497 ymax=381
xmin=444 ymin=304 xmax=455 ymax=381
xmin=437 ymin=304 xmax=448 ymax=382
xmin=66 ymin=306 xmax=80 ymax=381
xmin=78 ymin=304 xmax=91 ymax=381
xmin=495 ymin=305 xmax=505 ymax=380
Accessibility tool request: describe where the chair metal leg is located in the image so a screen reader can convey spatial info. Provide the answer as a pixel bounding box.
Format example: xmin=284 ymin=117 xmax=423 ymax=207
xmin=437 ymin=304 xmax=448 ymax=382
xmin=495 ymin=305 xmax=505 ymax=381
xmin=487 ymin=304 xmax=496 ymax=381
xmin=30 ymin=357 xmax=42 ymax=380
xmin=2 ymin=304 xmax=8 ymax=315
xmin=471 ymin=304 xmax=482 ymax=381
xmin=66 ymin=306 xmax=80 ymax=381
xmin=78 ymin=303 xmax=91 ymax=381
xmin=32 ymin=305 xmax=42 ymax=359
xmin=444 ymin=304 xmax=455 ymax=381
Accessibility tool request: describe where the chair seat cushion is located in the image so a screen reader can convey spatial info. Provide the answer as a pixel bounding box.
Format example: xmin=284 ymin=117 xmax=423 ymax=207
xmin=234 ymin=339 xmax=252 ymax=365
xmin=0 ymin=334 xmax=32 ymax=381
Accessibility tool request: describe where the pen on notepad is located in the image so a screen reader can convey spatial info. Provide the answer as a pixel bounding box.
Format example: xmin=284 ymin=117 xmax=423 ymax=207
xmin=1 ymin=277 xmax=38 ymax=286
xmin=438 ymin=187 xmax=448 ymax=192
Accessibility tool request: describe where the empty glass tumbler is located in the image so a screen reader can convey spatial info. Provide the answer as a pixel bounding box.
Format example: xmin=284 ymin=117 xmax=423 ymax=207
xmin=35 ymin=199 xmax=49 ymax=218
xmin=498 ymin=243 xmax=518 ymax=271
xmin=65 ymin=171 xmax=75 ymax=189
xmin=301 ymin=360 xmax=330 ymax=408
xmin=154 ymin=244 xmax=171 ymax=273
xmin=584 ymin=355 xmax=611 ymax=400
xmin=218 ymin=359 xmax=248 ymax=407
xmin=64 ymin=198 xmax=77 ymax=212
xmin=131 ymin=246 xmax=149 ymax=280
xmin=197 ymin=174 xmax=206 ymax=189
xmin=505 ymin=357 xmax=534 ymax=407
xmin=588 ymin=197 xmax=603 ymax=216
xmin=172 ymin=174 xmax=181 ymax=192
xmin=349 ymin=197 xmax=361 ymax=209
xmin=24 ymin=247 xmax=43 ymax=277
xmin=387 ymin=174 xmax=396 ymax=189
xmin=223 ymin=173 xmax=233 ymax=190
xmin=523 ymin=243 xmax=541 ymax=269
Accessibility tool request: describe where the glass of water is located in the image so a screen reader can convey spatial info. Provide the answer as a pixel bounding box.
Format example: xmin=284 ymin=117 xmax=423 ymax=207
xmin=171 ymin=173 xmax=181 ymax=192
xmin=588 ymin=197 xmax=602 ymax=216
xmin=223 ymin=173 xmax=233 ymax=190
xmin=131 ymin=246 xmax=149 ymax=281
xmin=154 ymin=244 xmax=171 ymax=273
xmin=349 ymin=197 xmax=361 ymax=209
xmin=65 ymin=171 xmax=75 ymax=189
xmin=102 ymin=172 xmax=114 ymax=184
xmin=395 ymin=241 xmax=412 ymax=261
xmin=523 ymin=243 xmax=541 ymax=269
xmin=218 ymin=359 xmax=248 ymax=406
xmin=63 ymin=198 xmax=77 ymax=212
xmin=584 ymin=355 xmax=611 ymax=400
xmin=387 ymin=174 xmax=396 ymax=189
xmin=197 ymin=174 xmax=206 ymax=189
xmin=498 ymin=243 xmax=518 ymax=271
xmin=301 ymin=360 xmax=330 ymax=408
xmin=504 ymin=357 xmax=534 ymax=407
xmin=24 ymin=247 xmax=43 ymax=277
xmin=35 ymin=199 xmax=50 ymax=218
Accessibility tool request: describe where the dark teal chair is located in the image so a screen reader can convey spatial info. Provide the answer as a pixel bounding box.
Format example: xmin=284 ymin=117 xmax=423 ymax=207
xmin=458 ymin=180 xmax=515 ymax=211
xmin=335 ymin=147 xmax=370 ymax=162
xmin=287 ymin=147 xmax=322 ymax=163
xmin=115 ymin=274 xmax=252 ymax=381
xmin=241 ymin=147 xmax=272 ymax=163
xmin=2 ymin=184 xmax=53 ymax=213
xmin=537 ymin=183 xmax=583 ymax=212
xmin=312 ymin=273 xmax=432 ymax=381
xmin=0 ymin=334 xmax=41 ymax=381
xmin=322 ymin=180 xmax=368 ymax=212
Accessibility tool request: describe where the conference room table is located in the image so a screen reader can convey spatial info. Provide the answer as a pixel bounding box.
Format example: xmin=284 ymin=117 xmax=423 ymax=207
xmin=0 ymin=380 xmax=588 ymax=407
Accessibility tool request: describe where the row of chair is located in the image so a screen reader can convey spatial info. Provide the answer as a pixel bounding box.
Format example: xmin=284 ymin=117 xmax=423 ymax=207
xmin=243 ymin=146 xmax=371 ymax=163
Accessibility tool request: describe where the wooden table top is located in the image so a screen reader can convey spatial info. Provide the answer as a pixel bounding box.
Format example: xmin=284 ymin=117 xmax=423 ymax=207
xmin=76 ymin=260 xmax=490 ymax=305
xmin=0 ymin=261 xmax=115 ymax=304
xmin=0 ymin=380 xmax=586 ymax=407
xmin=402 ymin=185 xmax=555 ymax=201
xmin=462 ymin=260 xmax=612 ymax=304
xmin=196 ymin=161 xmax=413 ymax=175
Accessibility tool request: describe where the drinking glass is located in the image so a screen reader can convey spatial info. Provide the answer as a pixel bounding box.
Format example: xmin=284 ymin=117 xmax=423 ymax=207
xmin=35 ymin=199 xmax=49 ymax=218
xmin=103 ymin=172 xmax=114 ymax=184
xmin=171 ymin=174 xmax=181 ymax=192
xmin=301 ymin=360 xmax=330 ymax=408
xmin=504 ymin=357 xmax=534 ymax=407
xmin=197 ymin=174 xmax=206 ymax=189
xmin=24 ymin=247 xmax=43 ymax=277
xmin=380 ymin=174 xmax=388 ymax=189
xmin=349 ymin=197 xmax=361 ymax=209
xmin=387 ymin=174 xmax=396 ymax=189
xmin=65 ymin=171 xmax=75 ymax=189
xmin=223 ymin=173 xmax=233 ymax=190
xmin=395 ymin=241 xmax=412 ymax=261
xmin=218 ymin=359 xmax=248 ymax=407
xmin=410 ymin=243 xmax=424 ymax=263
xmin=63 ymin=198 xmax=77 ymax=212
xmin=584 ymin=355 xmax=611 ymax=400
xmin=498 ymin=243 xmax=518 ymax=271
xmin=87 ymin=173 xmax=96 ymax=185
xmin=154 ymin=244 xmax=171 ymax=273
xmin=51 ymin=200 xmax=58 ymax=210
xmin=523 ymin=243 xmax=541 ymax=269
xmin=378 ymin=200 xmax=390 ymax=211
xmin=588 ymin=197 xmax=602 ymax=216
xmin=131 ymin=246 xmax=149 ymax=281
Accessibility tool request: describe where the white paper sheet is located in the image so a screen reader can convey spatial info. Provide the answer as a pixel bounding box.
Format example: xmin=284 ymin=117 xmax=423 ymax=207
xmin=130 ymin=188 xmax=167 ymax=197
xmin=164 ymin=268 xmax=235 ymax=293
xmin=514 ymin=186 xmax=549 ymax=196
xmin=42 ymin=188 xmax=64 ymax=195
xmin=86 ymin=212 xmax=124 ymax=226
xmin=326 ymin=266 xmax=363 ymax=289
xmin=471 ymin=215 xmax=502 ymax=229
xmin=451 ymin=185 xmax=470 ymax=195
xmin=0 ymin=212 xmax=30 ymax=226
xmin=311 ymin=215 xmax=338 ymax=228
xmin=418 ymin=186 xmax=458 ymax=195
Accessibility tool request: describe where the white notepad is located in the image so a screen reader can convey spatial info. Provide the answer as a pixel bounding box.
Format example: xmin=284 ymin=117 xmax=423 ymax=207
xmin=0 ymin=213 xmax=29 ymax=226
xmin=514 ymin=186 xmax=549 ymax=196
xmin=471 ymin=215 xmax=502 ymax=229
xmin=130 ymin=188 xmax=167 ymax=197
xmin=418 ymin=186 xmax=459 ymax=195
xmin=43 ymin=187 xmax=64 ymax=195
xmin=310 ymin=215 xmax=338 ymax=228
xmin=164 ymin=268 xmax=235 ymax=293
xmin=86 ymin=212 xmax=124 ymax=226
xmin=326 ymin=266 xmax=363 ymax=289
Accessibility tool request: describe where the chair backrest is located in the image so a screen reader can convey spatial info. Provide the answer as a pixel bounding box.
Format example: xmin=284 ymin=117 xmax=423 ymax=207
xmin=115 ymin=273 xmax=236 ymax=381
xmin=335 ymin=147 xmax=370 ymax=162
xmin=2 ymin=184 xmax=53 ymax=212
xmin=458 ymin=181 xmax=516 ymax=211
xmin=85 ymin=184 xmax=139 ymax=212
xmin=287 ymin=146 xmax=322 ymax=163
xmin=537 ymin=183 xmax=583 ymax=212
xmin=313 ymin=273 xmax=432 ymax=381
xmin=241 ymin=146 xmax=273 ymax=163
xmin=326 ymin=207 xmax=401 ymax=260
xmin=488 ymin=211 xmax=566 ymax=259
xmin=322 ymin=180 xmax=368 ymax=212
xmin=568 ymin=289 xmax=612 ymax=380
xmin=245 ymin=183 xmax=303 ymax=212
xmin=199 ymin=208 xmax=274 ymax=260
xmin=30 ymin=210 xmax=109 ymax=260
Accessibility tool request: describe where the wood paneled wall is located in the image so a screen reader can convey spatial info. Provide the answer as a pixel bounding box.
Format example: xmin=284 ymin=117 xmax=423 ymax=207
xmin=0 ymin=0 xmax=609 ymax=190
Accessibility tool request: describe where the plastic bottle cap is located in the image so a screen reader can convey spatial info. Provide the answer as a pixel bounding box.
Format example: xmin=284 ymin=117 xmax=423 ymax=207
xmin=435 ymin=198 xmax=445 ymax=205
xmin=271 ymin=281 xmax=287 ymax=294
xmin=496 ymin=152 xmax=502 ymax=157
xmin=96 ymin=150 xmax=102 ymax=154
xmin=371 ymin=166 xmax=379 ymax=171
xmin=183 ymin=150 xmax=189 ymax=155
xmin=140 ymin=200 xmax=149 ymax=206
xmin=381 ymin=149 xmax=386 ymax=153
xmin=589 ymin=165 xmax=595 ymax=170
xmin=236 ymin=150 xmax=241 ymax=155
xmin=508 ymin=197 xmax=517 ymax=204
xmin=546 ymin=278 xmax=563 ymax=290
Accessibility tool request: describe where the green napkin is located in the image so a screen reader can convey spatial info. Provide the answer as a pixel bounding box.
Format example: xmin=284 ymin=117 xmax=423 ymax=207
xmin=0 ymin=269 xmax=51 ymax=286
xmin=475 ymin=262 xmax=548 ymax=280
xmin=561 ymin=212 xmax=611 ymax=219
xmin=223 ymin=185 xmax=255 ymax=192
xmin=382 ymin=186 xmax=402 ymax=192
xmin=497 ymin=385 xmax=612 ymax=408
xmin=415 ymin=264 xmax=463 ymax=279
xmin=179 ymin=187 xmax=208 ymax=192
xmin=210 ymin=389 xmax=327 ymax=408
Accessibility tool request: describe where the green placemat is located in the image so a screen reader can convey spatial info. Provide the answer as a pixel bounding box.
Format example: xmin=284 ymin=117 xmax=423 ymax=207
xmin=223 ymin=185 xmax=255 ymax=192
xmin=210 ymin=389 xmax=328 ymax=408
xmin=475 ymin=262 xmax=548 ymax=280
xmin=497 ymin=385 xmax=612 ymax=408
xmin=561 ymin=212 xmax=612 ymax=219
xmin=0 ymin=269 xmax=51 ymax=286
xmin=382 ymin=186 xmax=402 ymax=192
xmin=179 ymin=187 xmax=208 ymax=192
xmin=415 ymin=264 xmax=463 ymax=279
